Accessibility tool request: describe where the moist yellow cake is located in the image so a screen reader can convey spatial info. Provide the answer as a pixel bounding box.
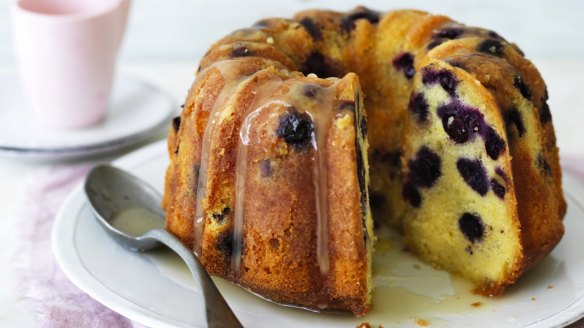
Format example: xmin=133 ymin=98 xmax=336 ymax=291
xmin=163 ymin=6 xmax=566 ymax=317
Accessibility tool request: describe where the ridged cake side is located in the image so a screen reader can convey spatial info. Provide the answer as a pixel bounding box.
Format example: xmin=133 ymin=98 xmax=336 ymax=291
xmin=163 ymin=6 xmax=565 ymax=316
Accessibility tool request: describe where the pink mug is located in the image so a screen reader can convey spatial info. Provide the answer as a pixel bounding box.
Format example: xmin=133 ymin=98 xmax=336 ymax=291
xmin=11 ymin=0 xmax=130 ymax=128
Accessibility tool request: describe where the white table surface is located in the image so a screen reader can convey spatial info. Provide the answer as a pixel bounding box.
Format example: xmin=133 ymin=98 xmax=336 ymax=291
xmin=0 ymin=58 xmax=582 ymax=327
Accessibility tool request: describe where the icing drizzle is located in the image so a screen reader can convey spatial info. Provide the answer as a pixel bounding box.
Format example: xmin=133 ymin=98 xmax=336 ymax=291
xmin=194 ymin=59 xmax=346 ymax=276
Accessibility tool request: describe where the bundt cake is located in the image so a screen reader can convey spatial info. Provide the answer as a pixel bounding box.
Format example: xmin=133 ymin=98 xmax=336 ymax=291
xmin=162 ymin=6 xmax=566 ymax=317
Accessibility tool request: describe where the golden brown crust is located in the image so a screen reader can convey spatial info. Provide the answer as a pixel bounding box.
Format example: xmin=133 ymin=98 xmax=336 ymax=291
xmin=163 ymin=6 xmax=565 ymax=317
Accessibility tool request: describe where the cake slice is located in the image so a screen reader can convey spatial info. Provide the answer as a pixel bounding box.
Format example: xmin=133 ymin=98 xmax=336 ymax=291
xmin=401 ymin=56 xmax=563 ymax=294
xmin=164 ymin=58 xmax=374 ymax=315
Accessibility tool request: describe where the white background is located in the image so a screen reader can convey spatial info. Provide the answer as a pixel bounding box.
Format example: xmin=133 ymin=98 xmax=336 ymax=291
xmin=1 ymin=0 xmax=584 ymax=62
xmin=0 ymin=1 xmax=583 ymax=327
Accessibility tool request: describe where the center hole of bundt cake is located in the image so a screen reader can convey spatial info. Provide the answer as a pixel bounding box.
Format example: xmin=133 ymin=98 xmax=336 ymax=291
xmin=300 ymin=51 xmax=344 ymax=78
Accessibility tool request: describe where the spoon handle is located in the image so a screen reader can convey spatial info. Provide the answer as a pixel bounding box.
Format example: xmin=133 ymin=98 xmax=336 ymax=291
xmin=145 ymin=229 xmax=244 ymax=328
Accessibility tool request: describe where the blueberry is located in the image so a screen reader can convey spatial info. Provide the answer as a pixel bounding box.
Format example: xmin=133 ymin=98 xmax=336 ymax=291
xmin=484 ymin=127 xmax=506 ymax=160
xmin=495 ymin=167 xmax=508 ymax=182
xmin=537 ymin=153 xmax=552 ymax=176
xmin=457 ymin=158 xmax=489 ymax=196
xmin=253 ymin=19 xmax=270 ymax=28
xmin=338 ymin=101 xmax=356 ymax=112
xmin=408 ymin=92 xmax=429 ymax=122
xmin=212 ymin=207 xmax=231 ymax=223
xmin=260 ymin=159 xmax=273 ymax=177
xmin=275 ymin=108 xmax=315 ymax=150
xmin=505 ymin=107 xmax=526 ymax=137
xmin=434 ymin=27 xmax=463 ymax=39
xmin=459 ymin=213 xmax=485 ymax=243
xmin=488 ymin=30 xmax=504 ymax=40
xmin=299 ymin=17 xmax=322 ymax=40
xmin=427 ymin=39 xmax=445 ymax=50
xmin=490 ymin=178 xmax=506 ymax=199
xmin=408 ymin=146 xmax=442 ymax=188
xmin=437 ymin=101 xmax=484 ymax=143
xmin=231 ymin=43 xmax=252 ymax=57
xmin=403 ymin=182 xmax=422 ymax=207
xmin=356 ymin=141 xmax=368 ymax=214
xmin=358 ymin=108 xmax=367 ymax=137
xmin=447 ymin=59 xmax=466 ymax=69
xmin=513 ymin=75 xmax=532 ymax=100
xmin=217 ymin=230 xmax=233 ymax=258
xmin=422 ymin=67 xmax=459 ymax=95
xmin=540 ymin=100 xmax=552 ymax=124
xmin=172 ymin=116 xmax=181 ymax=133
xmin=392 ymin=52 xmax=415 ymax=79
xmin=302 ymin=84 xmax=321 ymax=98
xmin=477 ymin=39 xmax=505 ymax=57
xmin=340 ymin=7 xmax=380 ymax=32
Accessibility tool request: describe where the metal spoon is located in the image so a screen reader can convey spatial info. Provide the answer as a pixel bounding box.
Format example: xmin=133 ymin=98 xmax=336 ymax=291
xmin=84 ymin=164 xmax=243 ymax=328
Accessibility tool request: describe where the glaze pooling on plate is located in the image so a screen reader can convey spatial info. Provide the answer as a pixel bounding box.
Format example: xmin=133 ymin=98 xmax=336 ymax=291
xmin=53 ymin=141 xmax=584 ymax=328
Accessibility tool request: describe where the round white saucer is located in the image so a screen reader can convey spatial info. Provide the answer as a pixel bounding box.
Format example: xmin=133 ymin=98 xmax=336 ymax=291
xmin=0 ymin=71 xmax=177 ymax=161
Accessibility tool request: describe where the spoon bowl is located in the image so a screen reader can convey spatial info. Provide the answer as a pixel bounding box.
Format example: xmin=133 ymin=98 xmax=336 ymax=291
xmin=84 ymin=164 xmax=243 ymax=328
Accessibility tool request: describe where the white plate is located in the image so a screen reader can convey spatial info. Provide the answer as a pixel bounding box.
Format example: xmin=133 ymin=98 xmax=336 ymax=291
xmin=53 ymin=140 xmax=584 ymax=328
xmin=0 ymin=72 xmax=176 ymax=160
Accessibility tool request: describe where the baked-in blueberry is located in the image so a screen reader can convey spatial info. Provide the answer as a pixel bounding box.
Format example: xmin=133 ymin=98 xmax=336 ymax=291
xmin=490 ymin=178 xmax=506 ymax=199
xmin=392 ymin=52 xmax=416 ymax=79
xmin=484 ymin=126 xmax=506 ymax=160
xmin=302 ymin=84 xmax=321 ymax=98
xmin=275 ymin=108 xmax=315 ymax=150
xmin=513 ymin=75 xmax=532 ymax=100
xmin=408 ymin=92 xmax=429 ymax=122
xmin=459 ymin=213 xmax=485 ymax=243
xmin=299 ymin=17 xmax=322 ymax=40
xmin=355 ymin=138 xmax=368 ymax=212
xmin=217 ymin=230 xmax=233 ymax=258
xmin=437 ymin=102 xmax=484 ymax=144
xmin=457 ymin=158 xmax=489 ymax=196
xmin=477 ymin=39 xmax=505 ymax=57
xmin=231 ymin=43 xmax=252 ymax=57
xmin=427 ymin=39 xmax=445 ymax=50
xmin=505 ymin=107 xmax=526 ymax=137
xmin=338 ymin=101 xmax=356 ymax=112
xmin=434 ymin=27 xmax=463 ymax=39
xmin=212 ymin=207 xmax=231 ymax=223
xmin=172 ymin=116 xmax=181 ymax=133
xmin=253 ymin=19 xmax=270 ymax=28
xmin=495 ymin=167 xmax=508 ymax=182
xmin=422 ymin=67 xmax=459 ymax=95
xmin=537 ymin=153 xmax=552 ymax=176
xmin=408 ymin=146 xmax=442 ymax=188
xmin=540 ymin=100 xmax=552 ymax=124
xmin=403 ymin=182 xmax=422 ymax=207
xmin=340 ymin=7 xmax=380 ymax=32
xmin=488 ymin=30 xmax=504 ymax=40
xmin=260 ymin=159 xmax=273 ymax=177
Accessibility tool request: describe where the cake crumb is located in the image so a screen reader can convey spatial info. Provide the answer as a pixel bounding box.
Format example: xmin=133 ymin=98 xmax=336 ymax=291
xmin=356 ymin=323 xmax=383 ymax=328
xmin=547 ymin=284 xmax=554 ymax=289
xmin=471 ymin=301 xmax=482 ymax=307
xmin=531 ymin=297 xmax=536 ymax=301
xmin=415 ymin=319 xmax=429 ymax=326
